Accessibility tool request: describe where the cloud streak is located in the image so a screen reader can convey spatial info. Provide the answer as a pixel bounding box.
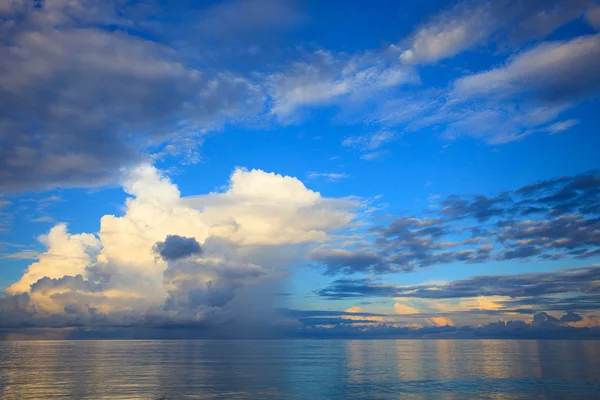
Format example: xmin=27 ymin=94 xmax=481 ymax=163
xmin=309 ymin=170 xmax=600 ymax=274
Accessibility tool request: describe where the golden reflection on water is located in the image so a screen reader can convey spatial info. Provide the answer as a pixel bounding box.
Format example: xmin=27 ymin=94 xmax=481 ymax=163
xmin=1 ymin=340 xmax=600 ymax=399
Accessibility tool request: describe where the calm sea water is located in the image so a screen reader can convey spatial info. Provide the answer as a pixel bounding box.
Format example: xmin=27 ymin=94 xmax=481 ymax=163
xmin=1 ymin=340 xmax=599 ymax=399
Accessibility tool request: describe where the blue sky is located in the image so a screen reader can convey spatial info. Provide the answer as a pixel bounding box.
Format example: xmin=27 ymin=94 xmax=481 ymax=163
xmin=1 ymin=0 xmax=600 ymax=339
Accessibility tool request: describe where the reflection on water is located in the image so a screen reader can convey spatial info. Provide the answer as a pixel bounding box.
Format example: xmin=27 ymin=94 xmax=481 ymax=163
xmin=1 ymin=340 xmax=599 ymax=399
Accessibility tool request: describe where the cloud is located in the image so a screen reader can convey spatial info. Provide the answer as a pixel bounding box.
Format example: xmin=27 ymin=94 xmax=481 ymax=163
xmin=153 ymin=235 xmax=203 ymax=261
xmin=343 ymin=131 xmax=396 ymax=151
xmin=309 ymin=170 xmax=600 ymax=274
xmin=31 ymin=216 xmax=54 ymax=223
xmin=6 ymin=223 xmax=101 ymax=295
xmin=340 ymin=306 xmax=387 ymax=324
xmin=586 ymin=4 xmax=600 ymax=30
xmin=0 ymin=199 xmax=10 ymax=231
xmin=372 ymin=7 xmax=598 ymax=145
xmin=268 ymin=50 xmax=418 ymax=120
xmin=318 ymin=266 xmax=600 ymax=303
xmin=342 ymin=131 xmax=398 ymax=159
xmin=307 ymin=172 xmax=350 ymax=181
xmin=0 ymin=0 xmax=265 ymax=193
xmin=197 ymin=0 xmax=305 ymax=39
xmin=399 ymin=0 xmax=496 ymax=64
xmin=544 ymin=119 xmax=580 ymax=134
xmin=399 ymin=0 xmax=590 ymax=65
xmin=2 ymin=163 xmax=359 ymax=331
xmin=361 ymin=151 xmax=389 ymax=161
xmin=455 ymin=34 xmax=600 ymax=102
xmin=309 ymin=248 xmax=382 ymax=275
xmin=1 ymin=0 xmax=597 ymax=194
xmin=282 ymin=306 xmax=600 ymax=339
xmin=393 ymin=303 xmax=421 ymax=315
xmin=1 ymin=250 xmax=40 ymax=260
xmin=426 ymin=316 xmax=455 ymax=327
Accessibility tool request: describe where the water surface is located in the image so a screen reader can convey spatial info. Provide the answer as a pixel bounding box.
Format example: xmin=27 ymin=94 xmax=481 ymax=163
xmin=1 ymin=340 xmax=599 ymax=399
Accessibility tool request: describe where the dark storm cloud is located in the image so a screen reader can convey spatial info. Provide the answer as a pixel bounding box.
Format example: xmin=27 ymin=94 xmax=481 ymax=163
xmin=318 ymin=265 xmax=600 ymax=300
xmin=153 ymin=235 xmax=203 ymax=261
xmin=312 ymin=170 xmax=600 ymax=275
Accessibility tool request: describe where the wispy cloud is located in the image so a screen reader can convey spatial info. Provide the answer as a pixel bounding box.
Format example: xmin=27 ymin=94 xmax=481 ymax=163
xmin=308 ymin=172 xmax=350 ymax=181
xmin=2 ymin=250 xmax=40 ymax=260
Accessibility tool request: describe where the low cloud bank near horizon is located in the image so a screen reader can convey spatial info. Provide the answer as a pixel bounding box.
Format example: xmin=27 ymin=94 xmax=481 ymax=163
xmin=1 ymin=165 xmax=599 ymax=339
xmin=0 ymin=163 xmax=360 ymax=336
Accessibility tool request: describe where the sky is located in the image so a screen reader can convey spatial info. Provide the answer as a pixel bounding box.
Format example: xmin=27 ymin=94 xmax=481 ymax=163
xmin=0 ymin=0 xmax=600 ymax=339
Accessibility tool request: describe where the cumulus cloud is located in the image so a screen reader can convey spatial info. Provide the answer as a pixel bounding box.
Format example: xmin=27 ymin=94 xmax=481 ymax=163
xmin=2 ymin=163 xmax=359 ymax=331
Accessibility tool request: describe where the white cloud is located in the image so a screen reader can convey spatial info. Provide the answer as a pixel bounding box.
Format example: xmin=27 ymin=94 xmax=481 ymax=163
xmin=269 ymin=50 xmax=417 ymax=120
xmin=372 ymin=33 xmax=600 ymax=145
xmin=440 ymin=103 xmax=570 ymax=144
xmin=308 ymin=172 xmax=350 ymax=181
xmin=399 ymin=1 xmax=494 ymax=64
xmin=343 ymin=131 xmax=397 ymax=160
xmin=454 ymin=34 xmax=600 ymax=101
xmin=343 ymin=130 xmax=396 ymax=151
xmin=544 ymin=119 xmax=580 ymax=135
xmin=1 ymin=250 xmax=40 ymax=260
xmin=7 ymin=224 xmax=101 ymax=295
xmin=31 ymin=216 xmax=54 ymax=223
xmin=361 ymin=151 xmax=389 ymax=161
xmin=399 ymin=0 xmax=590 ymax=65
xmin=4 ymin=163 xmax=360 ymax=326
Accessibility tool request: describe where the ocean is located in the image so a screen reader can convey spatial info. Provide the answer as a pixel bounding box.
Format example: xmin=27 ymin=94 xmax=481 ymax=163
xmin=1 ymin=340 xmax=599 ymax=399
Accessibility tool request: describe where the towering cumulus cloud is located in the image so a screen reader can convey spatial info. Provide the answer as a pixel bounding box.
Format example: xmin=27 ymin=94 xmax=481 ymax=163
xmin=3 ymin=164 xmax=359 ymax=334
